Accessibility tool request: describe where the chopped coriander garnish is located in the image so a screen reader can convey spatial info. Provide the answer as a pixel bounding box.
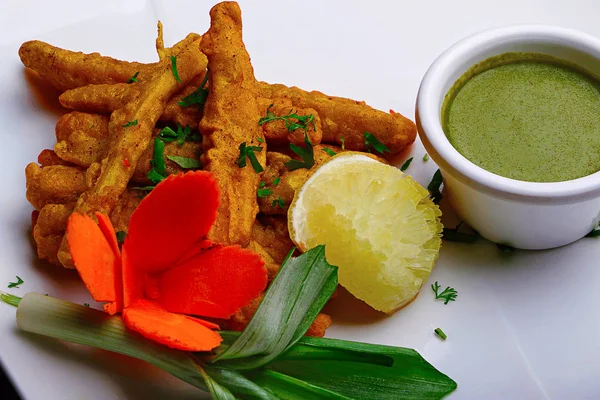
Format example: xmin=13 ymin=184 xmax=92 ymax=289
xmin=8 ymin=276 xmax=23 ymax=289
xmin=423 ymin=154 xmax=430 ymax=162
xmin=285 ymin=132 xmax=314 ymax=171
xmin=323 ymin=148 xmax=336 ymax=157
xmin=257 ymin=188 xmax=273 ymax=198
xmin=364 ymin=132 xmax=390 ymax=154
xmin=178 ymin=71 xmax=209 ymax=108
xmin=257 ymin=137 xmax=265 ymax=143
xmin=167 ymin=155 xmax=201 ymax=169
xmin=259 ymin=181 xmax=266 ymax=188
xmin=271 ymin=196 xmax=285 ymax=208
xmin=497 ymin=244 xmax=515 ymax=252
xmin=431 ymin=281 xmax=458 ymax=305
xmin=148 ymin=138 xmax=167 ymax=184
xmin=340 ymin=137 xmax=345 ymax=150
xmin=122 ymin=120 xmax=138 ymax=128
xmin=258 ymin=104 xmax=316 ymax=133
xmin=83 ymin=303 xmax=90 ymax=308
xmin=127 ymin=71 xmax=140 ymax=84
xmin=237 ymin=142 xmax=264 ymax=173
xmin=159 ymin=124 xmax=193 ymax=147
xmin=434 ymin=328 xmax=447 ymax=341
xmin=115 ymin=231 xmax=127 ymax=244
xmin=272 ymin=177 xmax=281 ymax=186
xmin=170 ymin=55 xmax=181 ymax=82
xmin=400 ymin=157 xmax=413 ymax=172
xmin=427 ymin=169 xmax=443 ymax=205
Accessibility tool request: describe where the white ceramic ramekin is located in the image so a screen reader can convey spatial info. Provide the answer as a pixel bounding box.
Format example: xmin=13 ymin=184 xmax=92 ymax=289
xmin=416 ymin=25 xmax=600 ymax=250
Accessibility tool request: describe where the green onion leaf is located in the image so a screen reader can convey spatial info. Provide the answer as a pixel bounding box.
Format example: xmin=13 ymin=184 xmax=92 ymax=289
xmin=127 ymin=71 xmax=140 ymax=84
xmin=170 ymin=55 xmax=181 ymax=82
xmin=167 ymin=155 xmax=201 ymax=170
xmin=122 ymin=120 xmax=138 ymax=128
xmin=427 ymin=169 xmax=443 ymax=205
xmin=434 ymin=328 xmax=447 ymax=341
xmin=400 ymin=157 xmax=413 ymax=172
xmin=212 ymin=246 xmax=338 ymax=369
xmin=364 ymin=132 xmax=390 ymax=154
xmin=0 ymin=291 xmax=21 ymax=307
xmin=203 ymin=366 xmax=277 ymax=400
xmin=8 ymin=276 xmax=23 ymax=289
xmin=197 ymin=365 xmax=236 ymax=400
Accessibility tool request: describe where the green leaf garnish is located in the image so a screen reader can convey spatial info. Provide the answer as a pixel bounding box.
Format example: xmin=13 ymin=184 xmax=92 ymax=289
xmin=198 ymin=365 xmax=236 ymax=399
xmin=272 ymin=177 xmax=281 ymax=186
xmin=127 ymin=71 xmax=140 ymax=84
xmin=122 ymin=120 xmax=138 ymax=128
xmin=322 ymin=148 xmax=336 ymax=157
xmin=115 ymin=231 xmax=127 ymax=244
xmin=8 ymin=276 xmax=23 ymax=289
xmin=285 ymin=133 xmax=314 ymax=171
xmin=237 ymin=142 xmax=264 ymax=173
xmin=0 ymin=291 xmax=21 ymax=306
xmin=423 ymin=154 xmax=430 ymax=162
xmin=271 ymin=197 xmax=285 ymax=208
xmin=167 ymin=156 xmax=201 ymax=170
xmin=256 ymin=137 xmax=265 ymax=143
xmin=364 ymin=132 xmax=390 ymax=154
xmin=586 ymin=229 xmax=600 ymax=237
xmin=159 ymin=124 xmax=194 ymax=147
xmin=431 ymin=281 xmax=458 ymax=305
xmin=258 ymin=104 xmax=316 ymax=133
xmin=400 ymin=157 xmax=413 ymax=172
xmin=170 ymin=55 xmax=181 ymax=82
xmin=427 ymin=169 xmax=443 ymax=205
xmin=257 ymin=188 xmax=273 ymax=198
xmin=434 ymin=328 xmax=447 ymax=341
xmin=179 ymin=71 xmax=209 ymax=108
xmin=148 ymin=138 xmax=167 ymax=184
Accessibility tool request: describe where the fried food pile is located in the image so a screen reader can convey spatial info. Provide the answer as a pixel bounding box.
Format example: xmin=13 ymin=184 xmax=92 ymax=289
xmin=21 ymin=1 xmax=417 ymax=337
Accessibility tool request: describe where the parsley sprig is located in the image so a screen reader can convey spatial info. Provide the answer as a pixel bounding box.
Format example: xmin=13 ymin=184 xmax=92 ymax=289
xmin=237 ymin=142 xmax=264 ymax=173
xmin=431 ymin=281 xmax=458 ymax=305
xmin=127 ymin=72 xmax=139 ymax=84
xmin=364 ymin=132 xmax=390 ymax=154
xmin=8 ymin=276 xmax=23 ymax=289
xmin=122 ymin=120 xmax=138 ymax=128
xmin=285 ymin=132 xmax=315 ymax=171
xmin=170 ymin=55 xmax=181 ymax=82
xmin=258 ymin=104 xmax=316 ymax=133
xmin=179 ymin=71 xmax=209 ymax=108
xmin=158 ymin=124 xmax=200 ymax=147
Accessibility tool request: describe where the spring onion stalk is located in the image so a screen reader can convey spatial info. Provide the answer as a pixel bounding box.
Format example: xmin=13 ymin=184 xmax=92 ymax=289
xmin=0 ymin=291 xmax=21 ymax=307
xmin=212 ymin=245 xmax=338 ymax=369
xmin=197 ymin=365 xmax=236 ymax=400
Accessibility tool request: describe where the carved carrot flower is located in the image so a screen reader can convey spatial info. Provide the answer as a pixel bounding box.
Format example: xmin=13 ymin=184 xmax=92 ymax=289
xmin=65 ymin=171 xmax=267 ymax=351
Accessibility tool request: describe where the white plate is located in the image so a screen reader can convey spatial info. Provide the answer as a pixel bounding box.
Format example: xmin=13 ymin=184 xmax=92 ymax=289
xmin=1 ymin=1 xmax=599 ymax=399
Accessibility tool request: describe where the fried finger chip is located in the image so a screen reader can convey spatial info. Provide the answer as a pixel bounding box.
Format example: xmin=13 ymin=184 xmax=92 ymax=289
xmin=25 ymin=163 xmax=88 ymax=210
xmin=258 ymin=97 xmax=323 ymax=146
xmin=54 ymin=112 xmax=110 ymax=167
xmin=199 ymin=2 xmax=265 ymax=246
xmin=33 ymin=203 xmax=74 ymax=265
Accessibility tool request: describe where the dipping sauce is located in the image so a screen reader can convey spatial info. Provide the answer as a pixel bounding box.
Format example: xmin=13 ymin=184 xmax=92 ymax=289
xmin=442 ymin=53 xmax=600 ymax=182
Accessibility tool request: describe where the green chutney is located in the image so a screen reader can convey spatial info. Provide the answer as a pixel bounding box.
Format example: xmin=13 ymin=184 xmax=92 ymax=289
xmin=442 ymin=52 xmax=600 ymax=182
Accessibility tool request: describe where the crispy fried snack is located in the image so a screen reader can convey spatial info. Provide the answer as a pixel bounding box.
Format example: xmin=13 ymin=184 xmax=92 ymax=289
xmin=199 ymin=2 xmax=265 ymax=246
xmin=37 ymin=149 xmax=72 ymax=167
xmin=54 ymin=112 xmax=110 ymax=167
xmin=252 ymin=216 xmax=294 ymax=264
xmin=33 ymin=203 xmax=73 ymax=265
xmin=25 ymin=164 xmax=88 ymax=210
xmin=257 ymin=82 xmax=416 ymax=158
xmin=59 ymin=71 xmax=207 ymax=127
xmin=257 ymin=97 xmax=322 ymax=146
xmin=18 ymin=41 xmax=158 ymax=92
xmin=133 ymin=140 xmax=202 ymax=184
xmin=56 ymin=41 xmax=206 ymax=267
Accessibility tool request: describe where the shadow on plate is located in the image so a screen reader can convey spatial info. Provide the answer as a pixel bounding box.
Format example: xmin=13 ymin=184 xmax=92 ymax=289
xmin=323 ymin=286 xmax=389 ymax=325
xmin=22 ymin=69 xmax=66 ymax=117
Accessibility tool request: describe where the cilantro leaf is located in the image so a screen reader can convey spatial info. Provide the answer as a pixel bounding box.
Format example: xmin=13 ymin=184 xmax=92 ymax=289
xmin=258 ymin=104 xmax=316 ymax=133
xmin=323 ymin=148 xmax=336 ymax=157
xmin=127 ymin=71 xmax=139 ymax=84
xmin=122 ymin=120 xmax=138 ymax=128
xmin=285 ymin=133 xmax=314 ymax=171
xmin=237 ymin=142 xmax=264 ymax=173
xmin=159 ymin=124 xmax=193 ymax=147
xmin=364 ymin=132 xmax=390 ymax=154
xmin=167 ymin=155 xmax=201 ymax=169
xmin=257 ymin=137 xmax=265 ymax=143
xmin=272 ymin=177 xmax=281 ymax=186
xmin=170 ymin=55 xmax=181 ymax=82
xmin=271 ymin=197 xmax=285 ymax=208
xmin=427 ymin=169 xmax=443 ymax=205
xmin=179 ymin=71 xmax=209 ymax=108
xmin=8 ymin=276 xmax=23 ymax=289
xmin=257 ymin=188 xmax=273 ymax=198
xmin=116 ymin=231 xmax=127 ymax=244
xmin=400 ymin=157 xmax=413 ymax=172
xmin=148 ymin=139 xmax=167 ymax=184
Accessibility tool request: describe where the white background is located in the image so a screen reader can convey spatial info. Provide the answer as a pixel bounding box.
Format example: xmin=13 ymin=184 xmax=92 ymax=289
xmin=1 ymin=1 xmax=599 ymax=399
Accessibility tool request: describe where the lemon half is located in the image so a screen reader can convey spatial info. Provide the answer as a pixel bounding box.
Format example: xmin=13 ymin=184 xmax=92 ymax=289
xmin=288 ymin=152 xmax=442 ymax=313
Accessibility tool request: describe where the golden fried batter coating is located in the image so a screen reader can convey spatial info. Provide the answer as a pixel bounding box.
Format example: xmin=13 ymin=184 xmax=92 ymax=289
xmin=55 ymin=111 xmax=108 ymax=142
xmin=33 ymin=204 xmax=74 ymax=265
xmin=57 ymin=41 xmax=206 ymax=267
xmin=18 ymin=41 xmax=158 ymax=92
xmin=199 ymin=2 xmax=265 ymax=246
xmin=252 ymin=216 xmax=294 ymax=264
xmin=25 ymin=164 xmax=88 ymax=210
xmin=54 ymin=112 xmax=110 ymax=167
xmin=37 ymin=149 xmax=72 ymax=167
xmin=133 ymin=140 xmax=202 ymax=184
xmin=257 ymin=82 xmax=416 ymax=158
xmin=257 ymin=97 xmax=322 ymax=146
xmin=109 ymin=189 xmax=143 ymax=233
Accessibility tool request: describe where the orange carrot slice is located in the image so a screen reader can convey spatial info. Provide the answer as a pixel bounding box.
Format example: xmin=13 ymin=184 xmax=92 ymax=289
xmin=96 ymin=212 xmax=121 ymax=258
xmin=155 ymin=245 xmax=267 ymax=319
xmin=66 ymin=213 xmax=120 ymax=303
xmin=125 ymin=171 xmax=220 ymax=274
xmin=123 ymin=299 xmax=222 ymax=352
xmin=121 ymin=243 xmax=144 ymax=308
